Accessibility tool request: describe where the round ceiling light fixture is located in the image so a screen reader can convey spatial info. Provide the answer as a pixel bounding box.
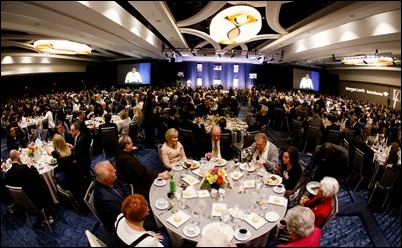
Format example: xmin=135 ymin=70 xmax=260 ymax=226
xmin=33 ymin=40 xmax=92 ymax=55
xmin=210 ymin=5 xmax=262 ymax=45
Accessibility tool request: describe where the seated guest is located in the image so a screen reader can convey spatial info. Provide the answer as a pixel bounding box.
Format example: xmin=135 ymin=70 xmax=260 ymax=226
xmin=274 ymin=206 xmax=321 ymax=247
xmin=321 ymin=115 xmax=340 ymax=143
xmin=6 ymin=125 xmax=24 ymax=152
xmin=115 ymin=135 xmax=170 ymax=199
xmin=160 ymin=128 xmax=187 ymax=170
xmin=115 ymin=194 xmax=171 ymax=247
xmin=203 ymin=126 xmax=235 ymax=161
xmin=99 ymin=113 xmax=118 ymax=138
xmin=43 ymin=134 xmax=78 ymax=195
xmin=93 ymin=160 xmax=131 ymax=233
xmin=117 ymin=110 xmax=131 ymax=136
xmin=273 ymin=146 xmax=302 ymax=195
xmin=217 ymin=117 xmax=232 ymax=135
xmin=131 ymin=105 xmax=143 ymax=125
xmin=72 ymin=110 xmax=91 ymax=136
xmin=163 ymin=107 xmax=181 ymax=130
xmin=299 ymin=176 xmax=339 ymax=228
xmin=180 ymin=110 xmax=206 ymax=144
xmin=54 ymin=120 xmax=73 ymax=144
xmin=242 ymin=132 xmax=279 ymax=172
xmin=4 ymin=149 xmax=53 ymax=226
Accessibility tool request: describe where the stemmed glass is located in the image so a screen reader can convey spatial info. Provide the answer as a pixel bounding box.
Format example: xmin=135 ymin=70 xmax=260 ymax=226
xmin=185 ymin=157 xmax=193 ymax=174
xmin=220 ymin=208 xmax=231 ymax=223
xmin=249 ymin=189 xmax=259 ymax=210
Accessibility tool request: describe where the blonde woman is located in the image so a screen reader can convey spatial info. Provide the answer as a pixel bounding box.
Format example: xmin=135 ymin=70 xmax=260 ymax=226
xmin=43 ymin=134 xmax=79 ymax=195
xmin=160 ymin=128 xmax=187 ymax=170
xmin=131 ymin=105 xmax=143 ymax=125
xmin=118 ymin=110 xmax=131 ymax=136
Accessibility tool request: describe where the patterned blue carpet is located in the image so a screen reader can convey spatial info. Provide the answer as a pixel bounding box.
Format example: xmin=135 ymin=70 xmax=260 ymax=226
xmin=1 ymin=109 xmax=401 ymax=246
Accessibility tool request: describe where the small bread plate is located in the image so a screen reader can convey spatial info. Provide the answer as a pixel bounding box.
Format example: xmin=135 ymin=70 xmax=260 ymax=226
xmin=234 ymin=228 xmax=251 ymax=241
xmin=154 ymin=178 xmax=167 ymax=187
xmin=166 ymin=210 xmax=191 ymax=228
xmin=306 ymin=181 xmax=320 ymax=195
xmin=172 ymin=164 xmax=183 ymax=171
xmin=273 ymin=184 xmax=285 ymax=194
xmin=155 ymin=198 xmax=169 ymax=210
xmin=244 ymin=212 xmax=267 ymax=229
xmin=265 ymin=211 xmax=280 ymax=222
xmin=183 ymin=224 xmax=201 ymax=238
xmin=265 ymin=174 xmax=282 ymax=186
xmin=230 ymin=171 xmax=244 ymax=180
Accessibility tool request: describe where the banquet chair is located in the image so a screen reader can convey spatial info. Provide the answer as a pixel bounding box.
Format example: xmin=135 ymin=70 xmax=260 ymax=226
xmin=325 ymin=129 xmax=342 ymax=145
xmin=178 ymin=128 xmax=197 ymax=159
xmin=244 ymin=112 xmax=253 ymax=126
xmin=290 ymin=119 xmax=303 ymax=148
xmin=320 ymin=195 xmax=339 ymax=230
xmin=233 ymin=130 xmax=258 ymax=162
xmin=272 ymin=108 xmax=285 ymax=130
xmin=84 ymin=181 xmax=103 ymax=230
xmin=53 ymin=178 xmax=80 ymax=213
xmin=346 ymin=147 xmax=367 ymax=191
xmin=100 ymin=127 xmax=118 ymax=159
xmin=302 ymin=125 xmax=321 ymax=153
xmin=85 ymin=229 xmax=108 ymax=247
xmin=157 ymin=143 xmax=163 ymax=167
xmin=6 ymin=185 xmax=53 ymax=232
xmin=368 ymin=166 xmax=399 ymax=210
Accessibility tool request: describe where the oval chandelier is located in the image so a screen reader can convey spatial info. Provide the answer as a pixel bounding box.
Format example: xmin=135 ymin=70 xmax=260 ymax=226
xmin=33 ymin=40 xmax=92 ymax=55
xmin=210 ymin=5 xmax=262 ymax=45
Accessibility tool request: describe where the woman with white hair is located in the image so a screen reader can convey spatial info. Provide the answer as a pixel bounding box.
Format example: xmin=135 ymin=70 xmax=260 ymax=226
xmin=278 ymin=206 xmax=321 ymax=247
xmin=300 ymin=176 xmax=339 ymax=227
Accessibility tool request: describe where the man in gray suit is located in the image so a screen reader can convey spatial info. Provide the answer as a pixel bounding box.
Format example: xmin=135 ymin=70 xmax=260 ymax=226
xmin=242 ymin=132 xmax=279 ymax=172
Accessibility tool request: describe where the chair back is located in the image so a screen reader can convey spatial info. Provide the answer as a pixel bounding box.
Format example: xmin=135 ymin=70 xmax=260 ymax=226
xmin=352 ymin=148 xmax=365 ymax=175
xmin=220 ymin=133 xmax=232 ymax=148
xmin=157 ymin=143 xmax=163 ymax=167
xmin=320 ymin=195 xmax=339 ymax=230
xmin=83 ymin=181 xmax=103 ymax=224
xmin=6 ymin=185 xmax=41 ymax=213
xmin=260 ymin=124 xmax=268 ymax=135
xmin=100 ymin=127 xmax=118 ymax=157
xmin=326 ymin=130 xmax=342 ymax=145
xmin=245 ymin=112 xmax=253 ymax=126
xmin=273 ymin=108 xmax=285 ymax=129
xmin=85 ymin=230 xmax=108 ymax=247
xmin=178 ymin=128 xmax=197 ymax=159
xmin=291 ymin=119 xmax=302 ymax=148
xmin=303 ymin=125 xmax=321 ymax=153
xmin=128 ymin=122 xmax=140 ymax=144
xmin=243 ymin=131 xmax=258 ymax=148
xmin=378 ymin=166 xmax=399 ymax=189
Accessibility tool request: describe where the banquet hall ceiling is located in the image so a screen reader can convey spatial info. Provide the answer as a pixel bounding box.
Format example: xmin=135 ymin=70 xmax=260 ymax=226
xmin=1 ymin=1 xmax=401 ymax=68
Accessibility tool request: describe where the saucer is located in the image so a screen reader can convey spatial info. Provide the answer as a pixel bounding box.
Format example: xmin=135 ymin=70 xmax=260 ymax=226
xmin=172 ymin=165 xmax=183 ymax=171
xmin=155 ymin=198 xmax=169 ymax=210
xmin=154 ymin=179 xmax=167 ymax=187
xmin=273 ymin=184 xmax=285 ymax=194
xmin=183 ymin=224 xmax=201 ymax=238
xmin=234 ymin=228 xmax=251 ymax=241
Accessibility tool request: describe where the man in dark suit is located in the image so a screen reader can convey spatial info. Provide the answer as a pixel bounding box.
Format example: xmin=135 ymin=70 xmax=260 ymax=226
xmin=71 ymin=109 xmax=91 ymax=136
xmin=93 ymin=160 xmax=130 ymax=233
xmin=115 ymin=135 xmax=170 ymax=201
xmin=163 ymin=107 xmax=181 ymax=130
xmin=4 ymin=149 xmax=53 ymax=225
xmin=70 ymin=122 xmax=91 ymax=201
xmin=54 ymin=120 xmax=73 ymax=144
xmin=202 ymin=126 xmax=235 ymax=161
xmin=98 ymin=113 xmax=118 ymax=138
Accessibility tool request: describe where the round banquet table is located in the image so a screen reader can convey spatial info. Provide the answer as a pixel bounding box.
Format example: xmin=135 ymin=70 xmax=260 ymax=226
xmin=5 ymin=145 xmax=60 ymax=204
xmin=149 ymin=160 xmax=287 ymax=247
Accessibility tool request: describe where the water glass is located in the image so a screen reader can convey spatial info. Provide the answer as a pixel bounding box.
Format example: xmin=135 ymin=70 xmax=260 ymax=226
xmin=220 ymin=208 xmax=231 ymax=223
xmin=197 ymin=199 xmax=208 ymax=219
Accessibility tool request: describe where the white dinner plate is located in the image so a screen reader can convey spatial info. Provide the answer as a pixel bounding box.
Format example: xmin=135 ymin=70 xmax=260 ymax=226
xmin=265 ymin=174 xmax=282 ymax=186
xmin=172 ymin=165 xmax=183 ymax=171
xmin=239 ymin=163 xmax=256 ymax=172
xmin=201 ymin=222 xmax=234 ymax=241
xmin=154 ymin=179 xmax=167 ymax=187
xmin=234 ymin=228 xmax=251 ymax=241
xmin=306 ymin=181 xmax=320 ymax=195
xmin=212 ymin=158 xmax=227 ymax=167
xmin=265 ymin=211 xmax=280 ymax=222
xmin=182 ymin=161 xmax=200 ymax=170
xmin=183 ymin=224 xmax=201 ymax=238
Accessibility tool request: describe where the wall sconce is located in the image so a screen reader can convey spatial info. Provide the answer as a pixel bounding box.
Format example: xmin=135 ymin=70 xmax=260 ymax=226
xmin=210 ymin=5 xmax=262 ymax=45
xmin=33 ymin=40 xmax=91 ymax=55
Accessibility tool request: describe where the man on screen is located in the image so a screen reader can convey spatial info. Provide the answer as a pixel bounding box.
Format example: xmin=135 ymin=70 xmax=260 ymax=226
xmin=125 ymin=67 xmax=142 ymax=83
xmin=300 ymin=73 xmax=314 ymax=90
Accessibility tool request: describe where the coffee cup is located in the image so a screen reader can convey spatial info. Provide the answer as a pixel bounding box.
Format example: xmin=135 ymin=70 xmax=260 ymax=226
xmin=277 ymin=218 xmax=287 ymax=230
xmin=238 ymin=228 xmax=248 ymax=239
xmin=157 ymin=198 xmax=167 ymax=208
xmin=156 ymin=178 xmax=163 ymax=185
xmin=186 ymin=224 xmax=197 ymax=235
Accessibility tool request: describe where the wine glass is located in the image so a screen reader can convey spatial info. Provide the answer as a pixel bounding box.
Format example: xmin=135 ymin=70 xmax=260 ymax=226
xmin=185 ymin=157 xmax=193 ymax=173
xmin=249 ymin=189 xmax=259 ymax=210
xmin=220 ymin=208 xmax=231 ymax=223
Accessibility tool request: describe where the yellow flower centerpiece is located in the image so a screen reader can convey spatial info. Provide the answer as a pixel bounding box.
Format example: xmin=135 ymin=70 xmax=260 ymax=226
xmin=203 ymin=167 xmax=227 ymax=190
xmin=27 ymin=145 xmax=37 ymax=158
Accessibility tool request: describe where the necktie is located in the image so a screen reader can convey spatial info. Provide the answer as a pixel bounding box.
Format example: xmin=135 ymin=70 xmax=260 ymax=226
xmin=213 ymin=141 xmax=218 ymax=157
xmin=256 ymin=151 xmax=261 ymax=160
